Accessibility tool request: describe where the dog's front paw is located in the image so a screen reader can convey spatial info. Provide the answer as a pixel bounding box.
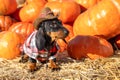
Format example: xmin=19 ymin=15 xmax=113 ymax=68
xmin=48 ymin=60 xmax=60 ymax=71
xmin=28 ymin=67 xmax=39 ymax=73
xmin=28 ymin=62 xmax=39 ymax=73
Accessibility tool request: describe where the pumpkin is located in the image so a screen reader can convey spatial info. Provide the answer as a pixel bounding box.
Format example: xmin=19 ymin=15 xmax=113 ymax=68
xmin=45 ymin=0 xmax=80 ymax=23
xmin=26 ymin=0 xmax=47 ymax=4
xmin=57 ymin=24 xmax=74 ymax=52
xmin=19 ymin=0 xmax=46 ymax=22
xmin=0 ymin=0 xmax=17 ymax=15
xmin=73 ymin=0 xmax=120 ymax=40
xmin=8 ymin=22 xmax=35 ymax=44
xmin=0 ymin=16 xmax=16 ymax=31
xmin=47 ymin=0 xmax=73 ymax=2
xmin=74 ymin=0 xmax=101 ymax=12
xmin=67 ymin=35 xmax=114 ymax=60
xmin=47 ymin=0 xmax=56 ymax=1
xmin=0 ymin=31 xmax=21 ymax=59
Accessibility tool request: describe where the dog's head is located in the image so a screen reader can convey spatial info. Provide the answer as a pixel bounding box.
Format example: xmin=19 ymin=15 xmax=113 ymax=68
xmin=34 ymin=7 xmax=69 ymax=40
xmin=34 ymin=7 xmax=69 ymax=50
xmin=38 ymin=18 xmax=69 ymax=40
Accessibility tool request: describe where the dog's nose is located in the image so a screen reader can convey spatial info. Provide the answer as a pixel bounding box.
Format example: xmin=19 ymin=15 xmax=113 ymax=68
xmin=64 ymin=29 xmax=69 ymax=36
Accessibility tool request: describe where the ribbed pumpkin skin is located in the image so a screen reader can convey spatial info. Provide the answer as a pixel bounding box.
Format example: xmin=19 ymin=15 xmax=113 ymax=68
xmin=8 ymin=22 xmax=35 ymax=44
xmin=73 ymin=0 xmax=120 ymax=40
xmin=19 ymin=1 xmax=46 ymax=22
xmin=45 ymin=1 xmax=80 ymax=23
xmin=0 ymin=16 xmax=16 ymax=31
xmin=67 ymin=35 xmax=114 ymax=60
xmin=0 ymin=31 xmax=21 ymax=59
xmin=26 ymin=0 xmax=47 ymax=3
xmin=47 ymin=0 xmax=74 ymax=2
xmin=0 ymin=0 xmax=17 ymax=15
xmin=74 ymin=0 xmax=101 ymax=12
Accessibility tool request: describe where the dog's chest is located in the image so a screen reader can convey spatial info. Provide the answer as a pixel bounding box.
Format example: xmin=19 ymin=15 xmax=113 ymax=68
xmin=22 ymin=31 xmax=59 ymax=59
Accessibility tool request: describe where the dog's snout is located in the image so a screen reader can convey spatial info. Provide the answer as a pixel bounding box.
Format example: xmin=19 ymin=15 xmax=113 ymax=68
xmin=63 ymin=28 xmax=69 ymax=36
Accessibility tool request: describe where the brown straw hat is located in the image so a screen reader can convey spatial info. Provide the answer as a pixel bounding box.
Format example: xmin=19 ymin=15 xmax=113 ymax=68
xmin=33 ymin=7 xmax=57 ymax=30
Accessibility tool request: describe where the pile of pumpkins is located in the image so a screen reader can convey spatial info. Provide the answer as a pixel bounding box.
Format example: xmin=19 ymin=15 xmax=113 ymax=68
xmin=0 ymin=0 xmax=120 ymax=60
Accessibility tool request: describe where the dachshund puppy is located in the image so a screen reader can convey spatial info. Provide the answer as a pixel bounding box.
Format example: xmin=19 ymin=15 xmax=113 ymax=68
xmin=19 ymin=7 xmax=69 ymax=72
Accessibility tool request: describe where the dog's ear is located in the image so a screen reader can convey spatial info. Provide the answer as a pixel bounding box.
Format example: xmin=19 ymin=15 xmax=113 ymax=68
xmin=35 ymin=29 xmax=46 ymax=51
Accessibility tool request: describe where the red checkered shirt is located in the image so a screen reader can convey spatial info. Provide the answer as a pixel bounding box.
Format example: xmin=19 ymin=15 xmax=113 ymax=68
xmin=21 ymin=30 xmax=59 ymax=60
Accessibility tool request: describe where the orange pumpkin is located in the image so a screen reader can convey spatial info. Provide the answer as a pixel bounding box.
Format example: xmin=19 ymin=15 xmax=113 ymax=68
xmin=8 ymin=22 xmax=35 ymax=44
xmin=19 ymin=0 xmax=46 ymax=22
xmin=0 ymin=16 xmax=16 ymax=31
xmin=67 ymin=35 xmax=114 ymax=60
xmin=26 ymin=0 xmax=47 ymax=3
xmin=47 ymin=0 xmax=56 ymax=1
xmin=45 ymin=0 xmax=80 ymax=23
xmin=74 ymin=0 xmax=101 ymax=12
xmin=73 ymin=0 xmax=120 ymax=40
xmin=47 ymin=0 xmax=73 ymax=2
xmin=0 ymin=31 xmax=21 ymax=59
xmin=0 ymin=0 xmax=17 ymax=15
xmin=57 ymin=24 xmax=74 ymax=52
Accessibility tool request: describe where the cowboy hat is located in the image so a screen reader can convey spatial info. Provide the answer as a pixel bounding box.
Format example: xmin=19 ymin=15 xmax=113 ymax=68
xmin=33 ymin=7 xmax=58 ymax=30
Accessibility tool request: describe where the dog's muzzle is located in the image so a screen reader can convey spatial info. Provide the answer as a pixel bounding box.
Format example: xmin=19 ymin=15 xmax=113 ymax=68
xmin=57 ymin=27 xmax=69 ymax=39
xmin=63 ymin=28 xmax=69 ymax=37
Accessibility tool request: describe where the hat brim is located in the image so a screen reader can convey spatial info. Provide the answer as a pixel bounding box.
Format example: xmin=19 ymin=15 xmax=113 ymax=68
xmin=33 ymin=16 xmax=57 ymax=30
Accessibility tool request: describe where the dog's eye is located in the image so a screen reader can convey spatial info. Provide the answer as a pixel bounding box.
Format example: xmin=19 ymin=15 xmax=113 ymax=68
xmin=50 ymin=24 xmax=57 ymax=28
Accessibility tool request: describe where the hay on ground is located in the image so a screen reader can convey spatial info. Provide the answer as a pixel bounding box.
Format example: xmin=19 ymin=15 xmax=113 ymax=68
xmin=0 ymin=51 xmax=120 ymax=80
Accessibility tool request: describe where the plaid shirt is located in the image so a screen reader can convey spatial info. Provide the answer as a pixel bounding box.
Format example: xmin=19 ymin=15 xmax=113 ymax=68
xmin=22 ymin=30 xmax=58 ymax=60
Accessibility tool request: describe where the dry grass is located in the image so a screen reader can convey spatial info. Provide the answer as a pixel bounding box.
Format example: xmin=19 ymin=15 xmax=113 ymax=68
xmin=0 ymin=51 xmax=120 ymax=80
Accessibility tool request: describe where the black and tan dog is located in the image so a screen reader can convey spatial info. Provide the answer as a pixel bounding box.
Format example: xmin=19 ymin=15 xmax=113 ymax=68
xmin=19 ymin=7 xmax=69 ymax=72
